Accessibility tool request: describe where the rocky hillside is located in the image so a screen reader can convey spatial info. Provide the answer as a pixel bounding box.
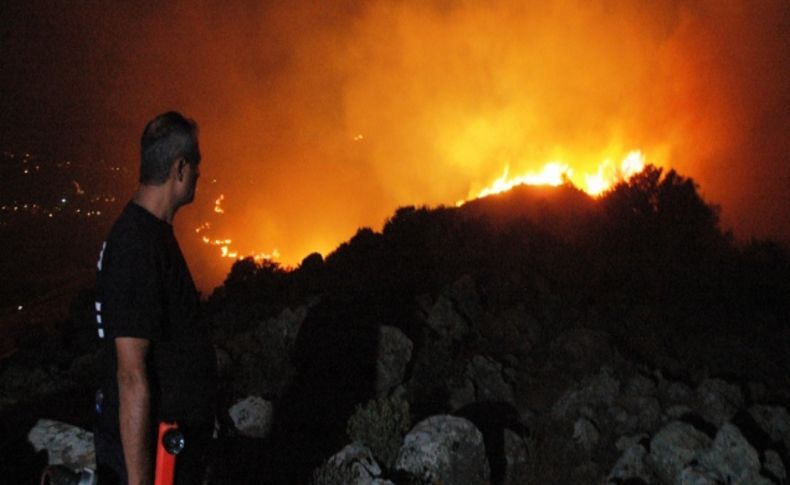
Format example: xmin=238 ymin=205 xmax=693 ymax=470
xmin=1 ymin=165 xmax=789 ymax=484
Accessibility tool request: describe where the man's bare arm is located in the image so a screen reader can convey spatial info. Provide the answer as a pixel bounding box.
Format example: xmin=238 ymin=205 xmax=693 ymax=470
xmin=117 ymin=337 xmax=152 ymax=485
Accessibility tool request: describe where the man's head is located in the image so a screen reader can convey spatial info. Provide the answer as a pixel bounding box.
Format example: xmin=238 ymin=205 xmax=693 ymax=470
xmin=139 ymin=111 xmax=201 ymax=206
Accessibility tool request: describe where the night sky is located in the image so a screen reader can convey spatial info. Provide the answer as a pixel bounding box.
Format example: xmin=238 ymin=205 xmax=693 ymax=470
xmin=2 ymin=0 xmax=789 ymax=291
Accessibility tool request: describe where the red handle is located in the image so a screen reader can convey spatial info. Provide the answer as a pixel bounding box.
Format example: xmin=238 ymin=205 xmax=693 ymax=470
xmin=154 ymin=422 xmax=178 ymax=485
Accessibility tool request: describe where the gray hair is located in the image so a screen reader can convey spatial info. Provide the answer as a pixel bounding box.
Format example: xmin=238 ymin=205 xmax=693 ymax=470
xmin=139 ymin=111 xmax=200 ymax=185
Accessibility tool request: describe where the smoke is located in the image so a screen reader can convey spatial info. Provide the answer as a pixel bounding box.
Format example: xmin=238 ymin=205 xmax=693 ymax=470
xmin=3 ymin=0 xmax=788 ymax=290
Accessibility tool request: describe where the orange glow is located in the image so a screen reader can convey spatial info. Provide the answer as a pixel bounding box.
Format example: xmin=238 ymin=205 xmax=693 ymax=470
xmin=140 ymin=0 xmax=785 ymax=292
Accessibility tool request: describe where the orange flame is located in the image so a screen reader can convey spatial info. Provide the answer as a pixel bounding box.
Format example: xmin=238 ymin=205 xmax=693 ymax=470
xmin=196 ymin=193 xmax=280 ymax=263
xmin=460 ymin=150 xmax=645 ymax=205
xmin=213 ymin=195 xmax=225 ymax=214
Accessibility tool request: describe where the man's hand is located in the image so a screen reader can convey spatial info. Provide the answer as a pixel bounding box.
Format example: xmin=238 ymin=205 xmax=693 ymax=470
xmin=117 ymin=337 xmax=152 ymax=485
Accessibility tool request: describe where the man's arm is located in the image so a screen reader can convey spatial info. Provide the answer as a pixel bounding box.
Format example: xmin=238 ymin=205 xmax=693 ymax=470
xmin=117 ymin=337 xmax=153 ymax=485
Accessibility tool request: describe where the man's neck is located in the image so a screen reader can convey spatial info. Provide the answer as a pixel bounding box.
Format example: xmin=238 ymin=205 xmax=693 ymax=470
xmin=133 ymin=185 xmax=177 ymax=224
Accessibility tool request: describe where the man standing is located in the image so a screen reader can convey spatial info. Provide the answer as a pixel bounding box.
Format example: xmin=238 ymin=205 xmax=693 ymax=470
xmin=94 ymin=112 xmax=216 ymax=485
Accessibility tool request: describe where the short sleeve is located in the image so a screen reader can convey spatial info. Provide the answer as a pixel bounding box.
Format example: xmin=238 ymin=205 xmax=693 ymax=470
xmin=101 ymin=235 xmax=163 ymax=341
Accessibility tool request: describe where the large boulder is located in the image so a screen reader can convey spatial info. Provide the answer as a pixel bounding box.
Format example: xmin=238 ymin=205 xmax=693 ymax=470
xmin=551 ymin=328 xmax=614 ymax=372
xmin=644 ymin=418 xmax=786 ymax=484
xmin=611 ymin=395 xmax=662 ymax=435
xmin=395 ymin=415 xmax=490 ymax=485
xmin=425 ymin=276 xmax=482 ymax=340
xmin=607 ymin=441 xmax=651 ymax=484
xmin=696 ymin=423 xmax=779 ymax=485
xmin=694 ymin=378 xmax=743 ymax=427
xmin=226 ymin=305 xmax=308 ymax=397
xmin=228 ymin=396 xmax=274 ymax=439
xmin=465 ymin=354 xmax=516 ymax=405
xmin=658 ymin=378 xmax=694 ymax=408
xmin=748 ymin=404 xmax=790 ymax=455
xmin=27 ymin=419 xmax=95 ymax=469
xmin=648 ymin=421 xmax=712 ymax=484
xmin=552 ymin=366 xmax=621 ymax=420
xmin=312 ymin=443 xmax=393 ymax=485
xmin=573 ymin=417 xmax=600 ymax=452
xmin=375 ymin=326 xmax=413 ymax=396
xmin=503 ymin=429 xmax=529 ymax=485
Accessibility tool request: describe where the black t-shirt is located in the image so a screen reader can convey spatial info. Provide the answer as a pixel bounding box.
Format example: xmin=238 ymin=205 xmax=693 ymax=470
xmin=95 ymin=202 xmax=216 ymax=425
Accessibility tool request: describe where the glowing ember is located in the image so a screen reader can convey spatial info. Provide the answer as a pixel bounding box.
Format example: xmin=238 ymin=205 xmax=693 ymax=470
xmin=213 ymin=194 xmax=225 ymax=214
xmin=196 ymin=193 xmax=279 ymax=263
xmin=460 ymin=150 xmax=646 ymax=205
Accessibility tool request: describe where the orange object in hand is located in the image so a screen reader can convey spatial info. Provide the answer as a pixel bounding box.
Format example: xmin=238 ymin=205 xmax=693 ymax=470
xmin=154 ymin=422 xmax=185 ymax=485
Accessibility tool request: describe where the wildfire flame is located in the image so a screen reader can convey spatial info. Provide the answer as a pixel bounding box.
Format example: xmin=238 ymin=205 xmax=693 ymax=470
xmin=196 ymin=193 xmax=280 ymax=263
xmin=196 ymin=152 xmax=645 ymax=266
xmin=460 ymin=150 xmax=645 ymax=205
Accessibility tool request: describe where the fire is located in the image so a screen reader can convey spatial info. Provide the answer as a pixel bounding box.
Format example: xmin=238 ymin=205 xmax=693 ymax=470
xmin=196 ymin=193 xmax=280 ymax=263
xmin=460 ymin=150 xmax=645 ymax=205
xmin=213 ymin=195 xmax=225 ymax=214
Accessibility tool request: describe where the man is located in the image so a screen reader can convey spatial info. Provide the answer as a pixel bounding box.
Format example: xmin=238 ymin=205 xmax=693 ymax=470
xmin=94 ymin=112 xmax=217 ymax=485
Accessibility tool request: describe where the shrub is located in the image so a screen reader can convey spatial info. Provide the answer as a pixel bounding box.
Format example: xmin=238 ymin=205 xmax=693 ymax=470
xmin=346 ymin=392 xmax=411 ymax=469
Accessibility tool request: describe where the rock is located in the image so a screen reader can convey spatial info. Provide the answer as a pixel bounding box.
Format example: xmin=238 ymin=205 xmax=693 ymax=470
xmin=225 ymin=305 xmax=308 ymax=397
xmin=623 ymin=374 xmax=657 ymax=398
xmin=616 ymin=395 xmax=662 ymax=434
xmin=694 ymin=379 xmax=743 ymax=427
xmin=375 ymin=326 xmax=413 ymax=395
xmin=395 ymin=415 xmax=490 ymax=485
xmin=264 ymin=305 xmax=309 ymax=346
xmin=551 ymin=328 xmax=614 ymax=372
xmin=228 ymin=396 xmax=274 ymax=439
xmin=466 ymin=355 xmax=516 ymax=405
xmin=552 ymin=366 xmax=620 ymax=419
xmin=660 ymin=380 xmax=694 ymax=407
xmin=214 ymin=346 xmax=233 ymax=378
xmin=316 ymin=442 xmax=392 ymax=485
xmin=677 ymin=464 xmax=723 ymax=484
xmin=648 ymin=421 xmax=712 ymax=484
xmin=426 ymin=276 xmax=482 ymax=340
xmin=0 ymin=364 xmax=70 ymax=400
xmin=503 ymin=429 xmax=529 ymax=485
xmin=27 ymin=419 xmax=95 ymax=469
xmin=615 ymin=434 xmax=648 ymax=451
xmin=748 ymin=404 xmax=790 ymax=451
xmin=665 ymin=405 xmax=694 ymax=420
xmin=607 ymin=443 xmax=650 ymax=484
xmin=764 ymin=450 xmax=786 ymax=483
xmin=697 ymin=423 xmax=771 ymax=484
xmin=448 ymin=377 xmax=476 ymax=411
xmin=634 ymin=396 xmax=663 ymax=431
xmin=482 ymin=306 xmax=531 ymax=355
xmin=573 ymin=417 xmax=599 ymax=452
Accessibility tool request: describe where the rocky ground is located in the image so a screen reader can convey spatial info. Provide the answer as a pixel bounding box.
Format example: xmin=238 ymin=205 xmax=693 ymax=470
xmin=2 ymin=272 xmax=788 ymax=484
xmin=2 ymin=174 xmax=789 ymax=484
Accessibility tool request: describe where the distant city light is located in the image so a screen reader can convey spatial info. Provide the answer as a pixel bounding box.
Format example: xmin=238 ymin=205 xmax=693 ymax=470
xmin=17 ymin=305 xmax=23 ymax=311
xmin=61 ymin=198 xmax=67 ymax=203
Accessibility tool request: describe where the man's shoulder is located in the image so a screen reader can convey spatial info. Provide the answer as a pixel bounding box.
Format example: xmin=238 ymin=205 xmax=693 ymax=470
xmin=105 ymin=203 xmax=162 ymax=256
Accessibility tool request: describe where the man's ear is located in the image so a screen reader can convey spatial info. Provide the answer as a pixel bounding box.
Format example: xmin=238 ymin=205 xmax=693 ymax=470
xmin=176 ymin=158 xmax=186 ymax=181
